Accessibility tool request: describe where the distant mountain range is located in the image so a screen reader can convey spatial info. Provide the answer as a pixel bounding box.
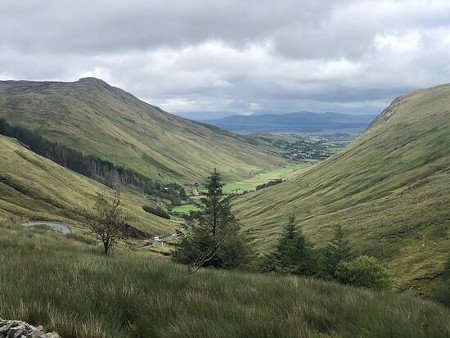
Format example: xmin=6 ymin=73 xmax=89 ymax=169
xmin=203 ymin=111 xmax=376 ymax=133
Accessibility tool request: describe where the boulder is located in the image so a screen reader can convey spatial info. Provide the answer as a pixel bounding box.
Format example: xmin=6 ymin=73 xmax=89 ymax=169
xmin=0 ymin=319 xmax=60 ymax=338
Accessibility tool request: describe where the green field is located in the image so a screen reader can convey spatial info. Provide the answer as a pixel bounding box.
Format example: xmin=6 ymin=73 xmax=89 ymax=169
xmin=0 ymin=222 xmax=448 ymax=337
xmin=223 ymin=161 xmax=317 ymax=193
xmin=0 ymin=78 xmax=286 ymax=183
xmin=171 ymin=204 xmax=199 ymax=214
xmin=236 ymin=84 xmax=450 ymax=296
xmin=172 ymin=162 xmax=317 ymax=214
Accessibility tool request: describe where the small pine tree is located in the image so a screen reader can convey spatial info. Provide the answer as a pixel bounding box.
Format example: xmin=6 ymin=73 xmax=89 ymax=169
xmin=321 ymin=224 xmax=353 ymax=279
xmin=173 ymin=169 xmax=253 ymax=269
xmin=273 ymin=216 xmax=316 ymax=275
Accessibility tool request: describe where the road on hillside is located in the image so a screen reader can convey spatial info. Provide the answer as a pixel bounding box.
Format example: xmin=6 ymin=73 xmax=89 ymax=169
xmin=22 ymin=221 xmax=73 ymax=235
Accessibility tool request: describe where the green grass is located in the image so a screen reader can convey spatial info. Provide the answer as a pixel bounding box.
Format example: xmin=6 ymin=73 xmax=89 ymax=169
xmin=171 ymin=204 xmax=199 ymax=214
xmin=236 ymin=84 xmax=450 ymax=296
xmin=223 ymin=162 xmax=316 ymax=194
xmin=172 ymin=164 xmax=317 ymax=214
xmin=0 ymin=135 xmax=178 ymax=236
xmin=0 ymin=78 xmax=286 ymax=183
xmin=0 ymin=222 xmax=449 ymax=337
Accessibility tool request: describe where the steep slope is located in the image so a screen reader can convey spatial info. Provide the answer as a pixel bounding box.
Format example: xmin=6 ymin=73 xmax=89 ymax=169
xmin=204 ymin=111 xmax=375 ymax=133
xmin=0 ymin=135 xmax=176 ymax=236
xmin=236 ymin=84 xmax=450 ymax=295
xmin=0 ymin=78 xmax=284 ymax=183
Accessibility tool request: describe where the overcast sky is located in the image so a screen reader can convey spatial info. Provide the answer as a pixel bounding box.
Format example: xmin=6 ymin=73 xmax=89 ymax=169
xmin=1 ymin=0 xmax=449 ymax=117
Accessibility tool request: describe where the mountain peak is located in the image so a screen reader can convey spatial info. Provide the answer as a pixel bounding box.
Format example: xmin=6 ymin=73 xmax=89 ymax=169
xmin=77 ymin=77 xmax=111 ymax=88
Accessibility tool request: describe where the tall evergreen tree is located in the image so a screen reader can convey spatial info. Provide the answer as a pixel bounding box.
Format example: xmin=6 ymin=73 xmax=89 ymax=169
xmin=273 ymin=216 xmax=316 ymax=275
xmin=321 ymin=224 xmax=353 ymax=278
xmin=173 ymin=169 xmax=252 ymax=269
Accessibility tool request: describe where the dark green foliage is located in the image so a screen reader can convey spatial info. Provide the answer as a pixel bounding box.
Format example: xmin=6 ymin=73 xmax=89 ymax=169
xmin=0 ymin=118 xmax=186 ymax=201
xmin=90 ymin=192 xmax=128 ymax=255
xmin=320 ymin=224 xmax=353 ymax=279
xmin=179 ymin=187 xmax=188 ymax=200
xmin=173 ymin=169 xmax=253 ymax=269
xmin=142 ymin=205 xmax=170 ymax=219
xmin=262 ymin=221 xmax=392 ymax=291
xmin=263 ymin=216 xmax=317 ymax=276
xmin=255 ymin=178 xmax=282 ymax=190
xmin=335 ymin=256 xmax=390 ymax=290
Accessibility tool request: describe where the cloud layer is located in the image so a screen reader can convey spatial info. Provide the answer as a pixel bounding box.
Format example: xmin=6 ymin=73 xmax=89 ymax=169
xmin=1 ymin=0 xmax=449 ymax=116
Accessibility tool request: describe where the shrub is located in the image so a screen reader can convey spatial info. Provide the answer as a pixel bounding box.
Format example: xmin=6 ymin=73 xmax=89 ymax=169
xmin=336 ymin=255 xmax=390 ymax=290
xmin=90 ymin=192 xmax=128 ymax=255
xmin=255 ymin=178 xmax=283 ymax=190
xmin=142 ymin=205 xmax=170 ymax=219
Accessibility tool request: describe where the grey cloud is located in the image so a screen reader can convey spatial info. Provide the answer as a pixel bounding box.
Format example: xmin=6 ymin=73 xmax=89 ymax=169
xmin=1 ymin=0 xmax=449 ymax=117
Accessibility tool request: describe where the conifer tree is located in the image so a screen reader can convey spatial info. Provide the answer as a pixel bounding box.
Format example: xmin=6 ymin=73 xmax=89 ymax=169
xmin=273 ymin=216 xmax=316 ymax=275
xmin=173 ymin=169 xmax=252 ymax=269
xmin=321 ymin=224 xmax=353 ymax=278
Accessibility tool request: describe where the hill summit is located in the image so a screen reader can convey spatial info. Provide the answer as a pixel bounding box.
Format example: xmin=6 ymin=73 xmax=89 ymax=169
xmin=0 ymin=78 xmax=284 ymax=183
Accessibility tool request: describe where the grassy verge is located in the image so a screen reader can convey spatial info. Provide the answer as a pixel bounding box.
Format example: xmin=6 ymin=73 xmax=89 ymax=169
xmin=0 ymin=222 xmax=448 ymax=337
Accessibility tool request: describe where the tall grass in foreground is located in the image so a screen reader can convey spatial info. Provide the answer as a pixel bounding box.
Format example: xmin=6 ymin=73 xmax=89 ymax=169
xmin=0 ymin=225 xmax=449 ymax=337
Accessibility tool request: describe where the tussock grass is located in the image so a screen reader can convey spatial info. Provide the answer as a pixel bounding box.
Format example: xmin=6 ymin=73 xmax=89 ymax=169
xmin=0 ymin=223 xmax=449 ymax=337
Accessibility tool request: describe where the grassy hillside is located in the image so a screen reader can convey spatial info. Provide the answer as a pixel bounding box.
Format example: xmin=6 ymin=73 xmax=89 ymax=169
xmin=0 ymin=135 xmax=177 ymax=236
xmin=235 ymin=84 xmax=450 ymax=295
xmin=0 ymin=78 xmax=284 ymax=183
xmin=0 ymin=222 xmax=448 ymax=337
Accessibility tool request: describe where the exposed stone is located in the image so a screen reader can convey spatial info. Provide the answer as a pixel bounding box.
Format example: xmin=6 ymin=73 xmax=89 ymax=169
xmin=0 ymin=319 xmax=60 ymax=338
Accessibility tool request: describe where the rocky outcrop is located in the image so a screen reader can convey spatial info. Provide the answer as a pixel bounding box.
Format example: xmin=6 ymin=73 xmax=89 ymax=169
xmin=0 ymin=319 xmax=60 ymax=338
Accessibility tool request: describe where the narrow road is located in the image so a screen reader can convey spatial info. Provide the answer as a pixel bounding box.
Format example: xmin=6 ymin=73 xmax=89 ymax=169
xmin=22 ymin=221 xmax=73 ymax=235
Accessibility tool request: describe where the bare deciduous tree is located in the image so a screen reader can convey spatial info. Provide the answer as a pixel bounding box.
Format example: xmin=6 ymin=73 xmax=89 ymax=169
xmin=90 ymin=190 xmax=128 ymax=255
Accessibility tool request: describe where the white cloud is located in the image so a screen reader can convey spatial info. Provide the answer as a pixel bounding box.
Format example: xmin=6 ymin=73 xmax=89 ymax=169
xmin=374 ymin=32 xmax=422 ymax=53
xmin=1 ymin=0 xmax=449 ymax=116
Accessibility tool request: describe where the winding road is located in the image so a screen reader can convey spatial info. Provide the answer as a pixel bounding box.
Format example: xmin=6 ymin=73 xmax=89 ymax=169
xmin=22 ymin=221 xmax=73 ymax=235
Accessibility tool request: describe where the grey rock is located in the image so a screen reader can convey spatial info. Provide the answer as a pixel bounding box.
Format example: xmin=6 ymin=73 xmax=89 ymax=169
xmin=0 ymin=320 xmax=59 ymax=338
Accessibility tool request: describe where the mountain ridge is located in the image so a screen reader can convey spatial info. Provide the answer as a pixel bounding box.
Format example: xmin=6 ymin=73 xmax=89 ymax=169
xmin=203 ymin=111 xmax=376 ymax=133
xmin=0 ymin=78 xmax=285 ymax=183
xmin=235 ymin=83 xmax=450 ymax=295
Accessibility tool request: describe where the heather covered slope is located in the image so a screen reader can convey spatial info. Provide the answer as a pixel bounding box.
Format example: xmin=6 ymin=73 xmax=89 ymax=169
xmin=0 ymin=135 xmax=176 ymax=236
xmin=236 ymin=84 xmax=450 ymax=295
xmin=0 ymin=78 xmax=284 ymax=183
